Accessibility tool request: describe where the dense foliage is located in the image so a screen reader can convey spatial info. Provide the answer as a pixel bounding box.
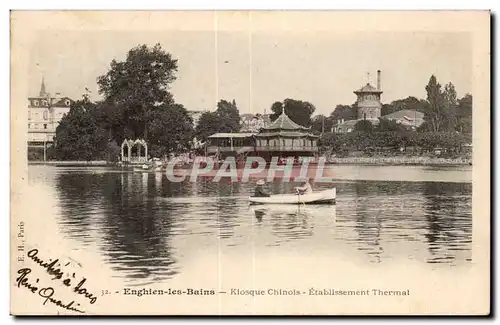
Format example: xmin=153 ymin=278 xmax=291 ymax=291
xmin=54 ymin=44 xmax=195 ymax=160
xmin=195 ymin=99 xmax=241 ymax=143
xmin=269 ymin=98 xmax=316 ymax=127
xmin=54 ymin=99 xmax=109 ymax=160
xmin=319 ymin=131 xmax=471 ymax=158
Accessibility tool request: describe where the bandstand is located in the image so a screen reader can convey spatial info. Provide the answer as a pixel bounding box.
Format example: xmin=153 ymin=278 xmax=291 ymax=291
xmin=121 ymin=139 xmax=149 ymax=164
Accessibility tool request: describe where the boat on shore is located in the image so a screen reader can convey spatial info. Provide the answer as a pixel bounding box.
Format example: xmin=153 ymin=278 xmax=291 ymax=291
xmin=249 ymin=188 xmax=336 ymax=205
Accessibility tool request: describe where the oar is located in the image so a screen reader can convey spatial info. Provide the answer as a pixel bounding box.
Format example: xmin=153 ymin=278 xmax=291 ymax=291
xmin=297 ymin=190 xmax=306 ymax=208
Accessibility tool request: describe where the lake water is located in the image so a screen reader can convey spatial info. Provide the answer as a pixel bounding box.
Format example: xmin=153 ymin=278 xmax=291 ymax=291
xmin=26 ymin=164 xmax=472 ymax=288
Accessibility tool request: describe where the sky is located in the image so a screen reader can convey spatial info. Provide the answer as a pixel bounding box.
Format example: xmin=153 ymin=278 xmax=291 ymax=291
xmin=28 ymin=16 xmax=472 ymax=117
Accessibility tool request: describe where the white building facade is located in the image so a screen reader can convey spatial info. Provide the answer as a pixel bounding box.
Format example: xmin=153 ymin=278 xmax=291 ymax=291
xmin=28 ymin=79 xmax=74 ymax=145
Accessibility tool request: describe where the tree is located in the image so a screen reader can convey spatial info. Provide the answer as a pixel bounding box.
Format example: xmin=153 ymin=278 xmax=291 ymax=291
xmin=354 ymin=120 xmax=373 ymax=132
xmin=311 ymin=115 xmax=334 ymax=134
xmin=381 ymin=103 xmax=398 ymax=116
xmin=457 ymin=94 xmax=472 ymax=118
xmin=319 ymin=133 xmax=345 ymax=155
xmin=97 ymin=43 xmax=179 ymax=142
xmin=382 ymin=97 xmax=428 ymax=116
xmin=456 ymin=94 xmax=472 ymax=134
xmin=377 ymin=118 xmax=405 ymax=132
xmin=195 ymin=111 xmax=220 ymax=143
xmin=106 ymin=140 xmax=121 ymax=162
xmin=443 ymin=82 xmax=458 ymax=131
xmin=148 ymin=104 xmax=194 ymax=158
xmin=424 ymin=75 xmax=447 ymax=132
xmin=216 ymin=99 xmax=241 ymax=133
xmin=195 ymin=99 xmax=241 ymax=143
xmin=269 ymin=101 xmax=284 ymax=121
xmin=54 ymin=99 xmax=107 ymax=160
xmin=393 ymin=96 xmax=425 ymax=112
xmin=269 ymin=98 xmax=316 ymax=127
xmin=330 ymin=104 xmax=357 ymax=124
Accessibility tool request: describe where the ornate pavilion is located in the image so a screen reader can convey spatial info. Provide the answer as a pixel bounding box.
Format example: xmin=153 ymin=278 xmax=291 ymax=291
xmin=206 ymin=110 xmax=319 ymax=162
xmin=121 ymin=139 xmax=148 ymax=164
xmin=253 ymin=110 xmax=319 ymax=161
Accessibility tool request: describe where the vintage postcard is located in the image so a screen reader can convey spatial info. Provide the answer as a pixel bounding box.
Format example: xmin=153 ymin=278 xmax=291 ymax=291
xmin=10 ymin=10 xmax=490 ymax=315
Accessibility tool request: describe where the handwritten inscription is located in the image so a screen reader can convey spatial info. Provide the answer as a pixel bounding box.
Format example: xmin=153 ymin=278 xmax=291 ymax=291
xmin=26 ymin=248 xmax=97 ymax=304
xmin=14 ymin=248 xmax=99 ymax=313
xmin=27 ymin=249 xmax=64 ymax=280
xmin=16 ymin=268 xmax=84 ymax=313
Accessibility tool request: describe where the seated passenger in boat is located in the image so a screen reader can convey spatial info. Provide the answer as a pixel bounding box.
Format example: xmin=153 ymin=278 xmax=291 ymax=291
xmin=295 ymin=179 xmax=313 ymax=195
xmin=254 ymin=180 xmax=270 ymax=197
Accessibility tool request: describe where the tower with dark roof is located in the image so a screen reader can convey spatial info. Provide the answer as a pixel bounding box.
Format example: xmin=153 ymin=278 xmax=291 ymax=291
xmin=354 ymin=70 xmax=383 ymax=120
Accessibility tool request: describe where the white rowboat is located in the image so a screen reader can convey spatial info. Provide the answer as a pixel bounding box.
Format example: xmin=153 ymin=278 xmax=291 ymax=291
xmin=249 ymin=188 xmax=336 ymax=205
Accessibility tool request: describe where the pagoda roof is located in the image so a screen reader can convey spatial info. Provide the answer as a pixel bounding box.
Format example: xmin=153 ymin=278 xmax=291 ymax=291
xmin=354 ymin=83 xmax=383 ymax=94
xmin=261 ymin=111 xmax=311 ymax=131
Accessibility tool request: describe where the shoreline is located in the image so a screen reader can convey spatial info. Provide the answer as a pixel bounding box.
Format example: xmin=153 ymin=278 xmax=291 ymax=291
xmin=28 ymin=160 xmax=111 ymax=166
xmin=324 ymin=157 xmax=471 ymax=166
xmin=27 ymin=157 xmax=472 ymax=167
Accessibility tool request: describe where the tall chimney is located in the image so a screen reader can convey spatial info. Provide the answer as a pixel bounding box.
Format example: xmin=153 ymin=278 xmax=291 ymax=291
xmin=377 ymin=70 xmax=381 ymax=90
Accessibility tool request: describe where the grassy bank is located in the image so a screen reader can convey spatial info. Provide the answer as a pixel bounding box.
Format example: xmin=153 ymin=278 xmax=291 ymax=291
xmin=326 ymin=156 xmax=471 ymax=166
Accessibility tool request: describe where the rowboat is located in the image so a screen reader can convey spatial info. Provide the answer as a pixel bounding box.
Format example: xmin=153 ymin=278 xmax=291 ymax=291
xmin=249 ymin=188 xmax=336 ymax=205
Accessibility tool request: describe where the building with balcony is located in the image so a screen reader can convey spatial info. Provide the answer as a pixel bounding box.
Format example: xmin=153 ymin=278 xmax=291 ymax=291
xmin=206 ymin=132 xmax=256 ymax=159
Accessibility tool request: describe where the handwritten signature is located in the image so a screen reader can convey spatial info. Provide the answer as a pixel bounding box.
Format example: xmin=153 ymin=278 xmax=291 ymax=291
xmin=27 ymin=248 xmax=97 ymax=304
xmin=16 ymin=268 xmax=85 ymax=314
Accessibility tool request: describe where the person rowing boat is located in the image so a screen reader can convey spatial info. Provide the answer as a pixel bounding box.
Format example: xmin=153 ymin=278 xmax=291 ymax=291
xmin=253 ymin=179 xmax=270 ymax=197
xmin=294 ymin=178 xmax=313 ymax=195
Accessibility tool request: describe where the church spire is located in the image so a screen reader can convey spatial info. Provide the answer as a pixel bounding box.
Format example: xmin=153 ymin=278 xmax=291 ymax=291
xmin=39 ymin=77 xmax=47 ymax=97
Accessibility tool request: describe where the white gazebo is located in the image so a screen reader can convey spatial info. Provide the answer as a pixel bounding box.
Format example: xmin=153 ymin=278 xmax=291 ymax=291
xmin=121 ymin=139 xmax=148 ymax=164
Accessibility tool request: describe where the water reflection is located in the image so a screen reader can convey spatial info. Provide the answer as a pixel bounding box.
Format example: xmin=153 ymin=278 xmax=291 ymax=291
xmin=35 ymin=166 xmax=473 ymax=285
xmin=334 ymin=181 xmax=472 ymax=265
xmin=423 ymin=182 xmax=472 ymax=264
xmin=55 ymin=172 xmax=179 ymax=285
xmin=251 ymin=205 xmax=321 ymax=245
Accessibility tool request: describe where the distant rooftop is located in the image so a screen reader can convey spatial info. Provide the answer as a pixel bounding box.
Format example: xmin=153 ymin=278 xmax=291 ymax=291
xmin=383 ymin=109 xmax=424 ymax=119
xmin=354 ymin=83 xmax=383 ymax=94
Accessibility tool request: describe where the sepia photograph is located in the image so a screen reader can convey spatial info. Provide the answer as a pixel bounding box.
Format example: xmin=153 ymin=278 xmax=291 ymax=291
xmin=10 ymin=10 xmax=490 ymax=315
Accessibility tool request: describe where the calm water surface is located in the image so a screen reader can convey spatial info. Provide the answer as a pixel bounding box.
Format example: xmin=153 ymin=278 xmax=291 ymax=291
xmin=28 ymin=165 xmax=472 ymax=286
